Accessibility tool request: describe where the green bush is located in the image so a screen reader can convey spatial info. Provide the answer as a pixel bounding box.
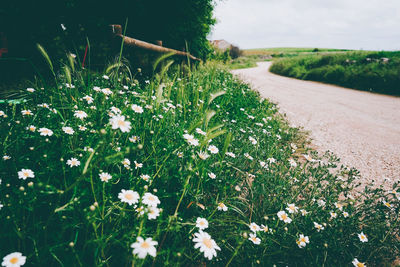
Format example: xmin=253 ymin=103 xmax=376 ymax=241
xmin=0 ymin=56 xmax=399 ymax=266
xmin=270 ymin=52 xmax=400 ymax=95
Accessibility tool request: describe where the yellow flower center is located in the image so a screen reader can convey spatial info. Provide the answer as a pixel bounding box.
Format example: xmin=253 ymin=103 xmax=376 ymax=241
xmin=282 ymin=214 xmax=287 ymax=220
xmin=300 ymin=238 xmax=306 ymax=243
xmin=10 ymin=257 xmax=19 ymax=264
xmin=125 ymin=193 xmax=133 ymax=200
xmin=148 ymin=196 xmax=155 ymax=201
xmin=357 ymin=263 xmax=365 ymax=267
xmin=202 ymin=238 xmax=213 ymax=249
xmin=23 ymin=172 xmax=29 ymax=177
xmin=118 ymin=120 xmax=125 ymax=126
xmin=141 ymin=241 xmax=150 ymax=249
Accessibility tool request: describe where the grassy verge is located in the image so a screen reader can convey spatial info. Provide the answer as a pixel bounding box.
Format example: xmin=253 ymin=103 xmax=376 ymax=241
xmin=228 ymin=47 xmax=349 ymax=70
xmin=270 ymin=51 xmax=400 ymax=95
xmin=0 ymin=55 xmax=399 ymax=266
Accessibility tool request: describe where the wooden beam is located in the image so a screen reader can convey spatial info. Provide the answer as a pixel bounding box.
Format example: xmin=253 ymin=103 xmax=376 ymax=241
xmin=109 ymin=25 xmax=200 ymax=61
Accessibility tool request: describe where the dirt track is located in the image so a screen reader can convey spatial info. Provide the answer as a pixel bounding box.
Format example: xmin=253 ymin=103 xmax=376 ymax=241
xmin=232 ymin=62 xmax=400 ymax=188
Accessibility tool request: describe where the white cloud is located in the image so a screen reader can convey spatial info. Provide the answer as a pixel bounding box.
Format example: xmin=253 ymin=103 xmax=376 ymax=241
xmin=210 ymin=0 xmax=400 ymax=50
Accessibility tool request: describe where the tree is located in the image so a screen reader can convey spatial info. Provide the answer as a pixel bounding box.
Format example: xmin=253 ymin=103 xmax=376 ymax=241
xmin=0 ymin=0 xmax=217 ymax=64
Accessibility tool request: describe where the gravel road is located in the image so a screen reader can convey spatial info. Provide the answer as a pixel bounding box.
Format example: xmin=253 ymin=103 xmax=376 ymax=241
xmin=232 ymin=62 xmax=400 ymax=188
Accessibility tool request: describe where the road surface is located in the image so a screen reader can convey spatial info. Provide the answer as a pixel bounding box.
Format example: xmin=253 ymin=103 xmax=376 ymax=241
xmin=232 ymin=62 xmax=400 ymax=188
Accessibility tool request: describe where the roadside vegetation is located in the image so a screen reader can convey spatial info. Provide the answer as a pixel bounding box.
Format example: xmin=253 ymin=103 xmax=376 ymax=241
xmin=270 ymin=51 xmax=400 ymax=95
xmin=0 ymin=48 xmax=399 ymax=266
xmin=228 ymin=47 xmax=349 ymax=70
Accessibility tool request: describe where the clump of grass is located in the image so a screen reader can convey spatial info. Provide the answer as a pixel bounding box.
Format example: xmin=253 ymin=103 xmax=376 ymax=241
xmin=0 ymin=54 xmax=399 ymax=266
xmin=270 ymin=51 xmax=400 ymax=95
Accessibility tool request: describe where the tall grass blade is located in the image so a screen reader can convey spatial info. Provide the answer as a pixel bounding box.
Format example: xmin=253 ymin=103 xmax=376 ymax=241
xmin=37 ymin=43 xmax=55 ymax=76
xmin=208 ymin=90 xmax=226 ymax=105
xmin=153 ymin=52 xmax=176 ymax=73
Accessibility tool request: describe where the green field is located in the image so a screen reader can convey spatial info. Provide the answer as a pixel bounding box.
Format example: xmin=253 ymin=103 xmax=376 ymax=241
xmin=229 ymin=47 xmax=350 ymax=70
xmin=270 ymin=51 xmax=400 ymax=95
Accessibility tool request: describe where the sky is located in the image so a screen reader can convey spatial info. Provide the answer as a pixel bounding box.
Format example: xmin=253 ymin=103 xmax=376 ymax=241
xmin=210 ymin=0 xmax=400 ymax=50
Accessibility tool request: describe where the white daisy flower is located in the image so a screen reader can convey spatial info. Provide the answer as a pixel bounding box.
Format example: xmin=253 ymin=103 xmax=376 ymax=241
xmin=296 ymin=234 xmax=309 ymax=248
xmin=131 ymin=104 xmax=144 ymax=113
xmin=249 ymin=136 xmax=257 ymax=145
xmin=334 ymin=202 xmax=343 ymax=211
xmin=129 ymin=135 xmax=140 ymax=143
xmin=352 ymin=258 xmax=366 ymax=267
xmin=93 ymin=86 xmax=101 ymax=92
xmin=208 ymin=172 xmax=216 ymax=179
xmin=195 ymin=128 xmax=206 ymax=136
xmin=300 ymin=209 xmax=308 ymax=216
xmin=343 ymin=211 xmax=349 ymax=218
xmin=225 ymin=152 xmax=236 ymax=158
xmin=277 ymin=211 xmax=292 ymax=223
xmin=99 ymin=172 xmax=112 ymax=182
xmin=303 ymin=154 xmax=315 ymax=162
xmin=122 ymin=158 xmax=131 ymax=166
xmin=74 ymin=110 xmax=88 ymax=120
xmin=259 ymin=161 xmax=267 ymax=168
xmin=383 ymin=200 xmax=393 ymax=209
xmin=3 ymin=155 xmax=11 ymax=160
xmin=314 ymin=222 xmax=325 ymax=232
xmin=198 ymin=151 xmax=209 ymax=160
xmin=248 ymin=233 xmax=261 ymax=245
xmin=26 ymin=125 xmax=36 ymax=132
xmin=38 ymin=128 xmax=53 ymax=136
xmin=244 ymin=153 xmax=253 ymax=160
xmin=66 ymin=157 xmax=80 ymax=167
xmin=140 ymin=174 xmax=150 ymax=182
xmin=289 ymin=158 xmax=297 ymax=167
xmin=110 ymin=106 xmax=121 ymax=114
xmin=0 ymin=111 xmax=6 ymax=117
xmin=134 ymin=161 xmax=143 ymax=169
xmin=82 ymin=95 xmax=94 ymax=104
xmin=330 ymin=211 xmax=337 ymax=219
xmin=286 ymin=203 xmax=299 ymax=214
xmin=196 ymin=217 xmax=209 ymax=230
xmin=183 ymin=134 xmax=199 ymax=146
xmin=78 ymin=125 xmax=87 ymax=131
xmin=358 ymin=232 xmax=368 ymax=243
xmin=21 ymin=110 xmax=33 ymax=116
xmin=109 ymin=115 xmax=131 ymax=133
xmin=18 ymin=169 xmax=34 ymax=180
xmin=102 ymin=75 xmax=109 ymax=80
xmin=317 ymin=199 xmax=326 ymax=207
xmin=62 ymin=126 xmax=75 ymax=135
xmin=142 ymin=192 xmax=160 ymax=207
xmin=261 ymin=224 xmax=269 ymax=233
xmin=147 ymin=207 xmax=160 ymax=220
xmin=0 ymin=202 xmax=3 ymax=210
xmin=1 ymin=252 xmax=26 ymax=267
xmin=118 ymin=189 xmax=140 ymax=205
xmin=217 ymin=202 xmax=228 ymax=211
xmin=193 ymin=231 xmax=221 ymax=260
xmin=131 ymin=237 xmax=158 ymax=258
xmin=27 ymin=88 xmax=35 ymax=92
xmin=249 ymin=222 xmax=261 ymax=233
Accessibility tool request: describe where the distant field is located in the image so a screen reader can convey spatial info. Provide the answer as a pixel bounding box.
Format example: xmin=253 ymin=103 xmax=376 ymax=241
xmin=270 ymin=51 xmax=400 ymax=95
xmin=244 ymin=47 xmax=350 ymax=56
xmin=229 ymin=47 xmax=351 ymax=70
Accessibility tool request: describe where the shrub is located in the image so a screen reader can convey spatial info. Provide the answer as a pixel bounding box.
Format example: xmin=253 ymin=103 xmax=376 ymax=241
xmin=270 ymin=52 xmax=400 ymax=95
xmin=0 ymin=56 xmax=399 ymax=266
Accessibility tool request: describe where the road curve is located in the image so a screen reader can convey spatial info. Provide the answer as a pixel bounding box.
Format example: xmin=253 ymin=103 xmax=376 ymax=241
xmin=232 ymin=62 xmax=400 ymax=187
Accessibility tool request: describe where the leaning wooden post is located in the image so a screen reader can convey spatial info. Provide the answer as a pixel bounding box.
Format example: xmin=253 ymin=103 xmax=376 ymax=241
xmin=109 ymin=24 xmax=200 ymax=61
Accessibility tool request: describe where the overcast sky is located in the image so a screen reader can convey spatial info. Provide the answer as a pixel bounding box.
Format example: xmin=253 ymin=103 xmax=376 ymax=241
xmin=210 ymin=0 xmax=400 ymax=50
